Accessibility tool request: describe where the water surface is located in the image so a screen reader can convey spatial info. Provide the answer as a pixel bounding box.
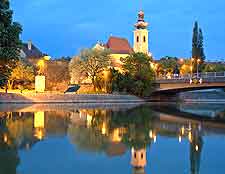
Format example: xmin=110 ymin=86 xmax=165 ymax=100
xmin=0 ymin=103 xmax=225 ymax=174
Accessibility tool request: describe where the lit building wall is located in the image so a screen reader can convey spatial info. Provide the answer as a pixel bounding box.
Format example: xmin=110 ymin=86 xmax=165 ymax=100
xmin=133 ymin=29 xmax=149 ymax=54
xmin=110 ymin=53 xmax=129 ymax=72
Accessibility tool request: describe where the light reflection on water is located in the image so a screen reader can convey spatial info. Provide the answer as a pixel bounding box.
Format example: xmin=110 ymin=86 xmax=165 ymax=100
xmin=0 ymin=103 xmax=225 ymax=174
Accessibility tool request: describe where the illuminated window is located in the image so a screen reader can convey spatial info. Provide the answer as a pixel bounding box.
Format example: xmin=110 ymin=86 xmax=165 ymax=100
xmin=137 ymin=36 xmax=139 ymax=42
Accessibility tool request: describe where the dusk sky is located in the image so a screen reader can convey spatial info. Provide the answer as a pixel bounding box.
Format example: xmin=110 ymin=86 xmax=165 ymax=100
xmin=11 ymin=0 xmax=225 ymax=60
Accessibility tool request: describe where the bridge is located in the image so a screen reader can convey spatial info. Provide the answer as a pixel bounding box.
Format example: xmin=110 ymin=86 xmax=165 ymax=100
xmin=151 ymin=72 xmax=225 ymax=101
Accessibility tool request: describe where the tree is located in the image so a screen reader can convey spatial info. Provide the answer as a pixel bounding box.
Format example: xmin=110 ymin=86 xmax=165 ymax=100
xmin=69 ymin=56 xmax=87 ymax=84
xmin=202 ymin=63 xmax=225 ymax=72
xmin=192 ymin=21 xmax=206 ymax=71
xmin=192 ymin=21 xmax=199 ymax=59
xmin=0 ymin=0 xmax=22 ymax=86
xmin=44 ymin=60 xmax=70 ymax=91
xmin=119 ymin=52 xmax=155 ymax=96
xmin=198 ymin=28 xmax=206 ymax=62
xmin=8 ymin=60 xmax=35 ymax=90
xmin=158 ymin=56 xmax=178 ymax=71
xmin=79 ymin=48 xmax=111 ymax=91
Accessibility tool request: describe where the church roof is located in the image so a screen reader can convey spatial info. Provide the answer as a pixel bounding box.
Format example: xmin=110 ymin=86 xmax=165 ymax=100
xmin=22 ymin=42 xmax=44 ymax=59
xmin=106 ymin=36 xmax=133 ymax=54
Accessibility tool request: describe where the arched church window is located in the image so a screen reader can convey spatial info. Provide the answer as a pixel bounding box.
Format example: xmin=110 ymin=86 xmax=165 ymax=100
xmin=137 ymin=36 xmax=139 ymax=43
xmin=134 ymin=152 xmax=136 ymax=158
xmin=143 ymin=36 xmax=146 ymax=42
xmin=141 ymin=153 xmax=143 ymax=159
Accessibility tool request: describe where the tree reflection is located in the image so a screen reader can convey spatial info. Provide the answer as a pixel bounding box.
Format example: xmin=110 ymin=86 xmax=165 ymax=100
xmin=110 ymin=106 xmax=158 ymax=149
xmin=68 ymin=106 xmax=158 ymax=153
xmin=0 ymin=118 xmax=20 ymax=174
xmin=0 ymin=110 xmax=71 ymax=174
xmin=190 ymin=124 xmax=203 ymax=174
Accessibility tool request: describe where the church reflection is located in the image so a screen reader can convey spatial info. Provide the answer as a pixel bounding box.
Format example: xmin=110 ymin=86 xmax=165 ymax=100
xmin=131 ymin=147 xmax=147 ymax=174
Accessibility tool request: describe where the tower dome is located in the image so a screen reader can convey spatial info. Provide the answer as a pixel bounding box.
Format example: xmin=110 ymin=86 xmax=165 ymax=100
xmin=138 ymin=11 xmax=145 ymax=21
xmin=135 ymin=10 xmax=148 ymax=29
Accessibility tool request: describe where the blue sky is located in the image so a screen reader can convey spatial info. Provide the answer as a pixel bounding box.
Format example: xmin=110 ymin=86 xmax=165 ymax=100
xmin=11 ymin=0 xmax=225 ymax=60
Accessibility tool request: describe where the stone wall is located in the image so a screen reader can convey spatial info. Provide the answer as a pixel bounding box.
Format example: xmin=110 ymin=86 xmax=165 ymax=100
xmin=0 ymin=93 xmax=144 ymax=104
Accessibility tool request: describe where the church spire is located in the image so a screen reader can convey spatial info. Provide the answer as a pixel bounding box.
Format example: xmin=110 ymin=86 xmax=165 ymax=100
xmin=134 ymin=10 xmax=148 ymax=29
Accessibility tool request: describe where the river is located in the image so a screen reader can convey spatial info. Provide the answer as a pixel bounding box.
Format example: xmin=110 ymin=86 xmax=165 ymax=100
xmin=0 ymin=102 xmax=225 ymax=174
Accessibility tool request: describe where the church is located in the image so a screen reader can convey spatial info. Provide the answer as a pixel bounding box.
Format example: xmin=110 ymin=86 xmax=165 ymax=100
xmin=94 ymin=10 xmax=152 ymax=70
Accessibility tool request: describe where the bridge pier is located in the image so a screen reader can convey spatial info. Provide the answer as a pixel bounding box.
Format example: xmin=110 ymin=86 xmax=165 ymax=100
xmin=149 ymin=92 xmax=180 ymax=102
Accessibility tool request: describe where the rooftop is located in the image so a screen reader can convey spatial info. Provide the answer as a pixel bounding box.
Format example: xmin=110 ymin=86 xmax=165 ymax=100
xmin=22 ymin=42 xmax=44 ymax=59
xmin=106 ymin=36 xmax=133 ymax=54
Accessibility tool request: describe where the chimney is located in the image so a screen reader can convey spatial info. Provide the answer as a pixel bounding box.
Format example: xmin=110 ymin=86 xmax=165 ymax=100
xmin=28 ymin=40 xmax=32 ymax=50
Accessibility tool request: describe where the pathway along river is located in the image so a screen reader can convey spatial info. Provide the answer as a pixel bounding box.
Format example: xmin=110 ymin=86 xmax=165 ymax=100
xmin=0 ymin=102 xmax=225 ymax=174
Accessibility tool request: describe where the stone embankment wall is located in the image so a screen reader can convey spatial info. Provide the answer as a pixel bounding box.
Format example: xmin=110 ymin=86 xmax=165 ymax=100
xmin=0 ymin=93 xmax=144 ymax=104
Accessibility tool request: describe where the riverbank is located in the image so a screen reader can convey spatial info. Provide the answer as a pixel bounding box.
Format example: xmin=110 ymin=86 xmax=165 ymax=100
xmin=0 ymin=92 xmax=144 ymax=104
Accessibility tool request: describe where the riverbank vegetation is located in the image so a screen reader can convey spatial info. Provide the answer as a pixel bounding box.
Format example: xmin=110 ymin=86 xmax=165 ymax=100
xmin=69 ymin=51 xmax=156 ymax=97
xmin=112 ymin=53 xmax=155 ymax=96
xmin=0 ymin=0 xmax=22 ymax=89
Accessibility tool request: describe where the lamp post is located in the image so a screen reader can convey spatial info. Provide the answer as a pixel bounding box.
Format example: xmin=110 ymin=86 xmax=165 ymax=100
xmin=190 ymin=65 xmax=193 ymax=78
xmin=190 ymin=58 xmax=194 ymax=78
xmin=197 ymin=58 xmax=201 ymax=78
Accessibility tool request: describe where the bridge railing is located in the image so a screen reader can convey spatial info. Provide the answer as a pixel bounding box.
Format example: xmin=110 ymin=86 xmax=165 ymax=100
xmin=156 ymin=71 xmax=225 ymax=81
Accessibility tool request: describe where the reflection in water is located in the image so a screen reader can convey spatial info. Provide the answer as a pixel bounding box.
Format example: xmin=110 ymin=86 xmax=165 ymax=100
xmin=131 ymin=148 xmax=146 ymax=174
xmin=0 ymin=103 xmax=225 ymax=174
xmin=34 ymin=111 xmax=45 ymax=140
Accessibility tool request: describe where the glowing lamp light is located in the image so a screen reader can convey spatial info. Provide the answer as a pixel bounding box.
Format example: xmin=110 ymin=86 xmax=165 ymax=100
xmin=181 ymin=126 xmax=185 ymax=135
xmin=102 ymin=122 xmax=107 ymax=135
xmin=154 ymin=135 xmax=157 ymax=143
xmin=43 ymin=56 xmax=51 ymax=61
xmin=131 ymin=147 xmax=134 ymax=155
xmin=149 ymin=130 xmax=153 ymax=138
xmin=179 ymin=58 xmax=184 ymax=64
xmin=178 ymin=135 xmax=182 ymax=143
xmin=188 ymin=132 xmax=192 ymax=142
xmin=86 ymin=114 xmax=92 ymax=127
xmin=195 ymin=145 xmax=199 ymax=151
xmin=3 ymin=134 xmax=8 ymax=143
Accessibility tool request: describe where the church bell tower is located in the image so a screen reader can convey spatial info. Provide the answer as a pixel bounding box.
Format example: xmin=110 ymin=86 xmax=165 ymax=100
xmin=133 ymin=10 xmax=149 ymax=54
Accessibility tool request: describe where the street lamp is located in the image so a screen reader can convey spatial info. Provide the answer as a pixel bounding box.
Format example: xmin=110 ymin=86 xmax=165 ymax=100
xmin=190 ymin=66 xmax=193 ymax=77
xmin=197 ymin=58 xmax=201 ymax=78
xmin=190 ymin=58 xmax=194 ymax=78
